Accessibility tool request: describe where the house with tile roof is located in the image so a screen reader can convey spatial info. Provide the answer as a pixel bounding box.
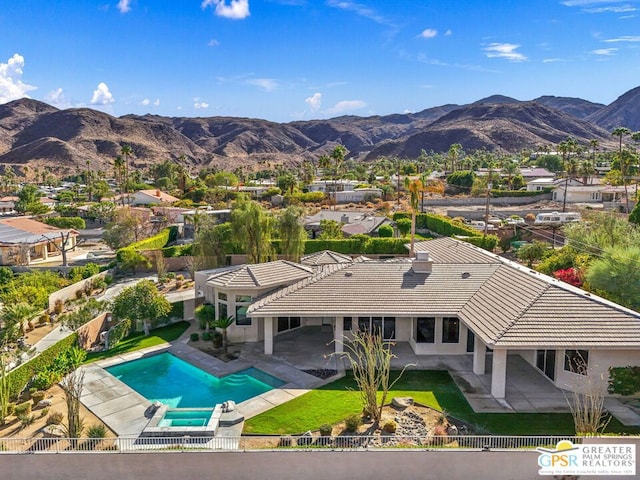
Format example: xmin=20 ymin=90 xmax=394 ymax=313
xmin=112 ymin=189 xmax=179 ymax=206
xmin=195 ymin=237 xmax=640 ymax=400
xmin=0 ymin=217 xmax=78 ymax=265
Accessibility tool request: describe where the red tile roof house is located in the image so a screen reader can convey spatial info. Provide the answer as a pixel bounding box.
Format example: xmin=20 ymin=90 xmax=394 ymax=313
xmin=113 ymin=189 xmax=180 ymax=206
xmin=0 ymin=217 xmax=78 ymax=265
xmin=195 ymin=237 xmax=640 ymax=401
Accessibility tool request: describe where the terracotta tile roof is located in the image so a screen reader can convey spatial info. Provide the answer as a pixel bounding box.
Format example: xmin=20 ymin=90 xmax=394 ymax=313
xmin=0 ymin=217 xmax=77 ymax=244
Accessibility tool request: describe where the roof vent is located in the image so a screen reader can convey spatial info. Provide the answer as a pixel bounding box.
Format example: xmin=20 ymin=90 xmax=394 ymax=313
xmin=461 ymin=272 xmax=471 ymax=279
xmin=412 ymin=251 xmax=433 ymax=274
xmin=345 ymin=272 xmax=353 ymax=277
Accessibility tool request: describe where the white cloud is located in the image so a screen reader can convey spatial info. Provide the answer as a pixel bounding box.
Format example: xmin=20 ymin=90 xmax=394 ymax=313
xmin=324 ymin=100 xmax=367 ymax=115
xmin=89 ymin=82 xmax=115 ymax=105
xmin=153 ymin=99 xmax=160 ymax=106
xmin=419 ymin=28 xmax=438 ymax=39
xmin=0 ymin=53 xmax=36 ymax=103
xmin=45 ymin=88 xmax=71 ymax=108
xmin=305 ymin=92 xmax=322 ymax=112
xmin=326 ymin=0 xmax=395 ymax=27
xmin=208 ymin=39 xmax=220 ymax=47
xmin=194 ymin=101 xmax=209 ymax=109
xmin=592 ymin=48 xmax=618 ymax=55
xmin=445 ymin=29 xmax=452 ymax=36
xmin=604 ymin=35 xmax=640 ymax=42
xmin=583 ymin=5 xmax=637 ymax=13
xmin=202 ymin=0 xmax=250 ymax=19
xmin=140 ymin=98 xmax=150 ymax=106
xmin=246 ymin=78 xmax=278 ymax=92
xmin=543 ymin=58 xmax=562 ymax=63
xmin=484 ymin=43 xmax=527 ymax=62
xmin=562 ymin=0 xmax=627 ymax=6
xmin=117 ymin=0 xmax=131 ymax=13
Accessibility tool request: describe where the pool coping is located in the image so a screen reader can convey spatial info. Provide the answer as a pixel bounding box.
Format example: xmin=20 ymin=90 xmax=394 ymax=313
xmin=79 ymin=340 xmax=341 ymax=437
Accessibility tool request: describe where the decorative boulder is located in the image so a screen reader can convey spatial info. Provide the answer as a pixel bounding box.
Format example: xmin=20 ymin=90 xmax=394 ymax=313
xmin=392 ymin=397 xmax=414 ymax=409
xmin=446 ymin=424 xmax=459 ymax=436
xmin=37 ymin=399 xmax=53 ymax=408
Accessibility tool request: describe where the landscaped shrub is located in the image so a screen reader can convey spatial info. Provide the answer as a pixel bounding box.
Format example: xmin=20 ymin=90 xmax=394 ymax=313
xmin=15 ymin=401 xmax=32 ymax=416
xmin=344 ymin=414 xmax=362 ymax=432
xmin=461 ymin=234 xmax=499 ymax=251
xmin=383 ymin=420 xmax=397 ymax=433
xmin=18 ymin=413 xmax=35 ymax=429
xmin=87 ymin=424 xmax=107 ymax=439
xmin=212 ymin=331 xmax=222 ymax=348
xmin=319 ymin=424 xmax=332 ymax=436
xmin=202 ymin=332 xmax=212 ymax=341
xmin=377 ymin=224 xmax=393 ymax=238
xmin=490 ymin=188 xmax=552 ymax=198
xmin=608 ymin=366 xmax=640 ymax=396
xmin=44 ymin=216 xmax=86 ymax=230
xmin=54 ymin=299 xmax=64 ymax=315
xmin=396 ymin=217 xmax=412 ymax=236
xmin=105 ymin=319 xmax=132 ymax=350
xmin=116 ymin=226 xmax=177 ymax=262
xmin=31 ymin=391 xmax=46 ymax=406
xmin=40 ymin=407 xmax=49 ymax=418
xmin=46 ymin=411 xmax=64 ymax=425
xmin=190 ymin=333 xmax=199 ymax=342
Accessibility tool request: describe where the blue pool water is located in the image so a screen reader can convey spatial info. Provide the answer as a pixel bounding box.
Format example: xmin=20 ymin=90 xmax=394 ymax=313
xmin=158 ymin=409 xmax=213 ymax=427
xmin=106 ymin=353 xmax=285 ymax=408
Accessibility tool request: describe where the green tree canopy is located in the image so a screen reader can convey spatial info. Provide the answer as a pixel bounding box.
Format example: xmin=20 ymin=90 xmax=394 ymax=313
xmin=15 ymin=184 xmax=49 ymax=214
xmin=318 ymin=219 xmax=344 ymax=240
xmin=446 ymin=170 xmax=475 ymax=189
xmin=111 ymin=280 xmax=171 ymax=335
xmin=586 ymin=246 xmax=640 ymax=311
xmin=231 ymin=195 xmax=276 ymax=263
xmin=277 ymin=206 xmax=307 ymax=262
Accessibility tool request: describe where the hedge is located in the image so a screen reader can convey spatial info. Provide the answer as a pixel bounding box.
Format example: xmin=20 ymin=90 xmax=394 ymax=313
xmin=489 ymin=188 xmax=552 ymax=198
xmin=5 ymin=332 xmax=78 ymax=399
xmin=458 ymin=234 xmax=499 ymax=251
xmin=608 ymin=366 xmax=640 ymax=396
xmin=299 ymin=238 xmax=408 ymax=255
xmin=393 ymin=212 xmax=479 ymax=237
xmin=43 ymin=216 xmax=86 ymax=229
xmin=116 ymin=226 xmax=178 ymax=261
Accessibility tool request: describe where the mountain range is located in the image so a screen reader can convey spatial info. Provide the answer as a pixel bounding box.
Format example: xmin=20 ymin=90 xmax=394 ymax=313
xmin=0 ymin=86 xmax=639 ymax=175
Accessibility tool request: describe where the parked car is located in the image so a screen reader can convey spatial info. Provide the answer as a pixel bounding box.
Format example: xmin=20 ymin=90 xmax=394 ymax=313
xmin=506 ymin=215 xmax=525 ymax=225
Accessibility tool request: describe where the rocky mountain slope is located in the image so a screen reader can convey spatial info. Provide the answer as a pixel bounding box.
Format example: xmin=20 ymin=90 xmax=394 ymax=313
xmin=0 ymin=86 xmax=637 ymax=174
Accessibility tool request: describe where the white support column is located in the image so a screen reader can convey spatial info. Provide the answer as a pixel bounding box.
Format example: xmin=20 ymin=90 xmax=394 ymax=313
xmin=264 ymin=317 xmax=273 ymax=355
xmin=490 ymin=348 xmax=507 ymax=399
xmin=334 ymin=316 xmax=344 ymax=353
xmin=473 ymin=336 xmax=486 ymax=375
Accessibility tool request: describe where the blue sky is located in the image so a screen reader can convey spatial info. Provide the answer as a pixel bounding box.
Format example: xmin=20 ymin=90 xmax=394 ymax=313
xmin=1 ymin=0 xmax=639 ymax=122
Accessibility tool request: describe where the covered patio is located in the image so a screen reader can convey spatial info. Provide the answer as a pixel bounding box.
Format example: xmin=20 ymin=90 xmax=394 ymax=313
xmin=246 ymin=326 xmax=571 ymax=414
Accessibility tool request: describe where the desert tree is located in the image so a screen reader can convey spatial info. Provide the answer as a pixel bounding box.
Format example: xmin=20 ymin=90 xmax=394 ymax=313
xmin=334 ymin=329 xmax=411 ymax=426
xmin=61 ymin=368 xmax=85 ymax=440
xmin=231 ymin=195 xmax=276 ymax=264
xmin=586 ymin=245 xmax=640 ymax=311
xmin=277 ymin=205 xmax=307 ymax=262
xmin=404 ymin=177 xmax=424 ymax=257
xmin=612 ymin=127 xmax=631 ymax=213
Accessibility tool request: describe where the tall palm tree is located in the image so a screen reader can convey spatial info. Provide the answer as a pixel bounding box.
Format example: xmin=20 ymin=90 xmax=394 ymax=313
xmin=612 ymin=127 xmax=631 ymax=213
xmin=501 ymin=157 xmax=520 ymax=191
xmin=404 ymin=177 xmax=424 ymax=257
xmin=558 ymin=137 xmax=578 ymax=212
xmin=447 ymin=143 xmax=462 ymax=173
xmin=120 ymin=144 xmax=134 ymax=203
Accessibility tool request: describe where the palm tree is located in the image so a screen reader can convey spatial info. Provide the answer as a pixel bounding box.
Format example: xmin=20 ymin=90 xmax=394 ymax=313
xmin=558 ymin=137 xmax=578 ymax=212
xmin=120 ymin=144 xmax=134 ymax=203
xmin=1 ymin=302 xmax=37 ymax=341
xmin=330 ymin=145 xmax=347 ymax=208
xmin=612 ymin=127 xmax=632 ymax=213
xmin=213 ymin=316 xmax=235 ymax=352
xmin=501 ymin=157 xmax=520 ymax=191
xmin=404 ymin=177 xmax=424 ymax=257
xmin=447 ymin=143 xmax=462 ymax=173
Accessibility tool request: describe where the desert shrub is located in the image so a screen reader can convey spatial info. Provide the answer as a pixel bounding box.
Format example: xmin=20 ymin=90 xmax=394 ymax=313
xmin=46 ymin=411 xmax=64 ymax=425
xmin=18 ymin=413 xmax=35 ymax=429
xmin=87 ymin=424 xmax=107 ymax=439
xmin=319 ymin=424 xmax=332 ymax=436
xmin=344 ymin=413 xmax=362 ymax=432
xmin=54 ymin=299 xmax=64 ymax=315
xmin=40 ymin=407 xmax=49 ymax=418
xmin=202 ymin=332 xmax=212 ymax=341
xmin=15 ymin=401 xmax=32 ymax=416
xmin=382 ymin=420 xmax=397 ymax=433
xmin=31 ymin=391 xmax=46 ymax=406
xmin=75 ymin=289 xmax=85 ymax=300
xmin=190 ymin=333 xmax=199 ymax=342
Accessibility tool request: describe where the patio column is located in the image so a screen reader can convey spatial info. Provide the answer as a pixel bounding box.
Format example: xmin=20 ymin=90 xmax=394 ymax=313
xmin=473 ymin=336 xmax=486 ymax=375
xmin=490 ymin=348 xmax=507 ymax=399
xmin=264 ymin=317 xmax=273 ymax=355
xmin=334 ymin=316 xmax=343 ymax=353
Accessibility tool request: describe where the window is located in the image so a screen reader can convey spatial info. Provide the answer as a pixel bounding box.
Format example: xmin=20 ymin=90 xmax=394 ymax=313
xmin=277 ymin=316 xmax=301 ymax=332
xmin=357 ymin=317 xmax=395 ymax=340
xmin=564 ymin=350 xmax=588 ymax=375
xmin=218 ymin=302 xmax=227 ymax=319
xmin=343 ymin=317 xmax=352 ymax=331
xmin=536 ymin=350 xmax=556 ymax=380
xmin=218 ymin=292 xmax=227 ymax=301
xmin=235 ymin=295 xmax=252 ymax=326
xmin=416 ymin=317 xmax=435 ymax=343
xmin=442 ymin=317 xmax=460 ymax=344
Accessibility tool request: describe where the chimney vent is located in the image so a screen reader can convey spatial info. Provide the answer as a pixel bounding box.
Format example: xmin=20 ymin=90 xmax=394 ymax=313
xmin=412 ymin=251 xmax=433 ymax=273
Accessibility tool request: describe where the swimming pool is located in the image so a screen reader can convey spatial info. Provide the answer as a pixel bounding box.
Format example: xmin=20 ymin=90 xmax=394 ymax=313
xmin=106 ymin=352 xmax=285 ymax=408
xmin=157 ymin=409 xmax=213 ymax=427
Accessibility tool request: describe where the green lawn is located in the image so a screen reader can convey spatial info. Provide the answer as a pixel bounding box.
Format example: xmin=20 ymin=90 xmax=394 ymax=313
xmin=244 ymin=370 xmax=639 ymax=436
xmin=83 ymin=321 xmax=190 ymax=364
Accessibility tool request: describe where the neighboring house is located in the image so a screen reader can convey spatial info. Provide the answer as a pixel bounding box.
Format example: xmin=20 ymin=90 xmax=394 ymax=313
xmin=526 ymin=178 xmax=568 ymax=192
xmin=520 ymin=167 xmax=556 ymax=180
xmin=0 ymin=217 xmax=78 ymax=265
xmin=551 ymin=183 xmax=631 ymax=204
xmin=335 ymin=188 xmax=382 ymax=203
xmin=183 ymin=208 xmax=231 ymax=239
xmin=305 ymin=210 xmax=395 ymax=238
xmin=601 ymin=185 xmax=639 ymax=212
xmin=0 ymin=196 xmax=56 ymax=213
xmin=114 ymin=189 xmax=179 ymax=206
xmin=307 ymin=180 xmax=360 ymax=193
xmin=196 ymin=237 xmax=640 ymax=400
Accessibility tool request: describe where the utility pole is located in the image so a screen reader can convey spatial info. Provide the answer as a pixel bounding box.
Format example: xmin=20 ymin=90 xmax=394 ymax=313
xmin=483 ymin=180 xmax=492 ymax=237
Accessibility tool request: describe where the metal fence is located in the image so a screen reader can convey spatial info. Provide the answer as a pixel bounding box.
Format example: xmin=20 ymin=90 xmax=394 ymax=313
xmin=0 ymin=435 xmax=581 ymax=454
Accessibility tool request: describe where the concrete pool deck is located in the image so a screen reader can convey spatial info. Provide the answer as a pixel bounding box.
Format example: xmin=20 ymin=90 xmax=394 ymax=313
xmin=80 ymin=339 xmax=337 ymax=436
